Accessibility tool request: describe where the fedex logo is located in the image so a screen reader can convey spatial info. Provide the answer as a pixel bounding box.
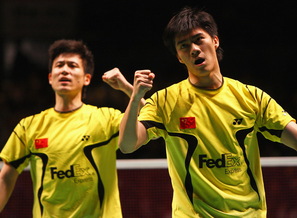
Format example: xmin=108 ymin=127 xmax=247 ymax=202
xmin=198 ymin=154 xmax=241 ymax=168
xmin=50 ymin=164 xmax=91 ymax=179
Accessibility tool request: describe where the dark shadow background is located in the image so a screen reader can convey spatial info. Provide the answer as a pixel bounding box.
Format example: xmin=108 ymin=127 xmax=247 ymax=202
xmin=0 ymin=0 xmax=296 ymax=158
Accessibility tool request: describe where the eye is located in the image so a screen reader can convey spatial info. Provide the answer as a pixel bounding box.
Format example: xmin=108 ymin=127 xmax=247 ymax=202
xmin=55 ymin=62 xmax=64 ymax=68
xmin=179 ymin=43 xmax=190 ymax=50
xmin=193 ymin=36 xmax=203 ymax=45
xmin=68 ymin=62 xmax=79 ymax=69
xmin=69 ymin=63 xmax=76 ymax=68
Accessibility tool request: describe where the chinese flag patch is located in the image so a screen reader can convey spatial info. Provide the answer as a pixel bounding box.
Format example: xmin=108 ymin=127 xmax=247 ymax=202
xmin=180 ymin=117 xmax=196 ymax=129
xmin=34 ymin=138 xmax=48 ymax=149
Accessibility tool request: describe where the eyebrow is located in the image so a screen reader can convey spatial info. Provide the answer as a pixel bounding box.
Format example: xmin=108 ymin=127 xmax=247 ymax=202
xmin=176 ymin=33 xmax=204 ymax=46
xmin=55 ymin=60 xmax=79 ymax=65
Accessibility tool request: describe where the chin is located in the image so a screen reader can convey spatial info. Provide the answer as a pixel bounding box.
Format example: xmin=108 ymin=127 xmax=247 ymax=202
xmin=56 ymin=88 xmax=72 ymax=94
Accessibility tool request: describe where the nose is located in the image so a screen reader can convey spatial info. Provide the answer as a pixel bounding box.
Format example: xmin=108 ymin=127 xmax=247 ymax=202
xmin=190 ymin=43 xmax=200 ymax=57
xmin=61 ymin=70 xmax=69 ymax=75
xmin=60 ymin=65 xmax=70 ymax=75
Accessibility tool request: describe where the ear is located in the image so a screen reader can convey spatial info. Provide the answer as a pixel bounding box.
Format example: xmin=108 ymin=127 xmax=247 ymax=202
xmin=48 ymin=73 xmax=52 ymax=85
xmin=213 ymin=36 xmax=219 ymax=50
xmin=176 ymin=54 xmax=184 ymax=64
xmin=84 ymin=73 xmax=92 ymax=86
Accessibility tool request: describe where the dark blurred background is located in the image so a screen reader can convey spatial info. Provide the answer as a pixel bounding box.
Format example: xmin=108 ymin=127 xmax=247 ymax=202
xmin=0 ymin=0 xmax=296 ymax=158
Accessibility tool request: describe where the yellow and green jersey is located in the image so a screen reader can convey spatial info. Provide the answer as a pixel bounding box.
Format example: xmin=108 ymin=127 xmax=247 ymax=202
xmin=0 ymin=104 xmax=123 ymax=218
xmin=139 ymin=77 xmax=294 ymax=217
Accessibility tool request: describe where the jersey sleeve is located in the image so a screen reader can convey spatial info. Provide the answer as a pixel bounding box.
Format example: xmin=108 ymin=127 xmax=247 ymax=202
xmin=138 ymin=92 xmax=166 ymax=143
xmin=109 ymin=108 xmax=123 ymax=133
xmin=94 ymin=107 xmax=123 ymax=150
xmin=254 ymin=88 xmax=295 ymax=142
xmin=0 ymin=117 xmax=31 ymax=173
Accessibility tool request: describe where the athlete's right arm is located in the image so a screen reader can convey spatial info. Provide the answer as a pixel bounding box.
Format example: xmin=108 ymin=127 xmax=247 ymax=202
xmin=0 ymin=162 xmax=19 ymax=212
xmin=119 ymin=70 xmax=155 ymax=153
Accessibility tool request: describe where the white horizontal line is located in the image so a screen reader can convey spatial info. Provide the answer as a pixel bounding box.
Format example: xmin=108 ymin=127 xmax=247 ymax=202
xmin=1 ymin=157 xmax=296 ymax=171
xmin=260 ymin=157 xmax=297 ymax=167
xmin=116 ymin=159 xmax=168 ymax=169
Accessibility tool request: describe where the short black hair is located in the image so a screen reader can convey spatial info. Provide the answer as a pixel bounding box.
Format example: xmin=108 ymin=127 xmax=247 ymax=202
xmin=163 ymin=6 xmax=223 ymax=61
xmin=48 ymin=39 xmax=94 ymax=75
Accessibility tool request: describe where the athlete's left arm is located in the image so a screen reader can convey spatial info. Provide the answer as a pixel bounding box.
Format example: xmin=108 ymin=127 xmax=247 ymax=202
xmin=281 ymin=121 xmax=297 ymax=151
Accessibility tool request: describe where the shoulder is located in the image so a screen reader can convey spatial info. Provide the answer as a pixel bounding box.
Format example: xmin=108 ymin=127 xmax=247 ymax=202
xmin=83 ymin=104 xmax=122 ymax=117
xmin=143 ymin=80 xmax=189 ymax=113
xmin=224 ymin=77 xmax=250 ymax=89
xmin=150 ymin=80 xmax=187 ymax=98
xmin=223 ymin=78 xmax=277 ymax=116
xmin=225 ymin=77 xmax=266 ymax=97
xmin=165 ymin=79 xmax=187 ymax=91
xmin=19 ymin=108 xmax=52 ymax=124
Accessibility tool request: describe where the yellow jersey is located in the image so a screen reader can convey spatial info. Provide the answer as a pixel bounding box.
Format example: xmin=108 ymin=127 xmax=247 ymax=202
xmin=139 ymin=77 xmax=294 ymax=217
xmin=0 ymin=104 xmax=123 ymax=218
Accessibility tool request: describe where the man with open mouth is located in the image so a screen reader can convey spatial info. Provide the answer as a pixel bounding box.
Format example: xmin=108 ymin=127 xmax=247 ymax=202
xmin=118 ymin=6 xmax=297 ymax=218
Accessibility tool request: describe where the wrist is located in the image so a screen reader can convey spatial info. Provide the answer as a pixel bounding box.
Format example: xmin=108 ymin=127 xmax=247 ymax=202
xmin=122 ymin=83 xmax=133 ymax=97
xmin=130 ymin=93 xmax=143 ymax=105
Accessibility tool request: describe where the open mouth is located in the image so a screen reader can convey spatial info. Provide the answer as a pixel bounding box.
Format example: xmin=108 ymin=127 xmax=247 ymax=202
xmin=59 ymin=78 xmax=71 ymax=82
xmin=195 ymin=58 xmax=205 ymax=65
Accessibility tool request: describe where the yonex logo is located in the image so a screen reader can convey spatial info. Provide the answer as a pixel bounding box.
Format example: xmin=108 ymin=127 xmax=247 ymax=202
xmin=82 ymin=135 xmax=90 ymax=141
xmin=233 ymin=118 xmax=243 ymax=125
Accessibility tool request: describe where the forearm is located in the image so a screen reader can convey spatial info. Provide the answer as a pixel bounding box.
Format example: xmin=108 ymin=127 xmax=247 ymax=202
xmin=122 ymin=83 xmax=146 ymax=108
xmin=121 ymin=83 xmax=133 ymax=98
xmin=281 ymin=121 xmax=297 ymax=151
xmin=0 ymin=163 xmax=18 ymax=212
xmin=0 ymin=179 xmax=11 ymax=212
xmin=119 ymin=69 xmax=154 ymax=153
xmin=103 ymin=68 xmax=151 ymax=109
xmin=119 ymin=97 xmax=145 ymax=153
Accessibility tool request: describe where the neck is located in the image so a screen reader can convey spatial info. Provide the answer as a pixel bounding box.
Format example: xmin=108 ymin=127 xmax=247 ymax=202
xmin=188 ymin=70 xmax=223 ymax=90
xmin=54 ymin=93 xmax=83 ymax=113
